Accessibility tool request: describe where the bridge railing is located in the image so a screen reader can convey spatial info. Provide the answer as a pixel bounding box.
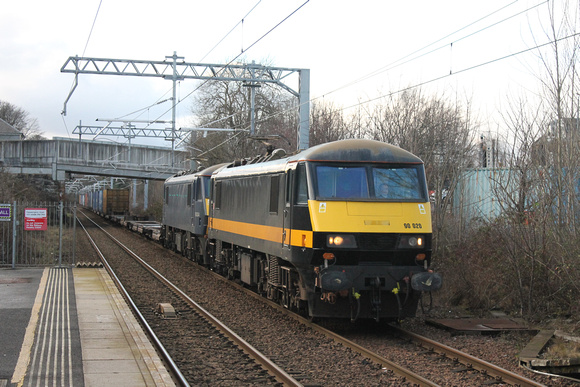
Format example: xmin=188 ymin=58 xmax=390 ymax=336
xmin=0 ymin=138 xmax=191 ymax=179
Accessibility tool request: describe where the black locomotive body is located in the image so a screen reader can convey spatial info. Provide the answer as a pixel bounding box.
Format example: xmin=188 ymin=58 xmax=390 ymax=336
xmin=163 ymin=139 xmax=441 ymax=322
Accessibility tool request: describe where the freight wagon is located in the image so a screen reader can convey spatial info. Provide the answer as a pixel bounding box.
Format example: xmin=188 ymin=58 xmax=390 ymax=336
xmin=102 ymin=189 xmax=130 ymax=216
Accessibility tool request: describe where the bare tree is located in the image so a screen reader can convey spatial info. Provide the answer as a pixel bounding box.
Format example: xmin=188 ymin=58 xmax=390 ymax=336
xmin=365 ymin=88 xmax=477 ymax=251
xmin=447 ymin=0 xmax=580 ymax=320
xmin=0 ymin=100 xmax=45 ymax=139
xmin=532 ymin=0 xmax=580 ymax=231
xmin=309 ymin=100 xmax=349 ymax=146
xmin=190 ymin=74 xmax=300 ymax=166
xmin=490 ymin=97 xmax=552 ymax=317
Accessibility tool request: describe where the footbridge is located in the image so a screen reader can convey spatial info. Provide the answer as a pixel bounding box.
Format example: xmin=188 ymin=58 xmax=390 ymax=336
xmin=0 ymin=137 xmax=191 ymax=182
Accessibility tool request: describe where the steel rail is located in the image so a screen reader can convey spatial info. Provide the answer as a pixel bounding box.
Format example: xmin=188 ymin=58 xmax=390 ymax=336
xmin=77 ymin=218 xmax=190 ymax=387
xmin=302 ymin=321 xmax=439 ymax=387
xmin=80 ymin=212 xmax=303 ymax=387
xmin=201 ymin=265 xmax=440 ymax=387
xmin=204 ymin=263 xmax=548 ymax=386
xmin=389 ymin=325 xmax=547 ymax=387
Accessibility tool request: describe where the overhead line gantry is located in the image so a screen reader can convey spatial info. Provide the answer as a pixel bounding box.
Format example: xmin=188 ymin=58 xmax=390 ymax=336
xmin=61 ymin=52 xmax=311 ymax=163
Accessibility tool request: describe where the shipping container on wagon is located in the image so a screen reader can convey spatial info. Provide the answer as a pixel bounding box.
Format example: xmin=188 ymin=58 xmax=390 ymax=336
xmin=79 ymin=193 xmax=87 ymax=207
xmin=91 ymin=191 xmax=97 ymax=212
xmin=92 ymin=190 xmax=103 ymax=213
xmin=86 ymin=191 xmax=94 ymax=210
xmin=103 ymin=189 xmax=130 ymax=215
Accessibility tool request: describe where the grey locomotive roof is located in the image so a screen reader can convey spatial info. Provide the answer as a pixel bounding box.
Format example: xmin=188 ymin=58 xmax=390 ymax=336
xmin=213 ymin=139 xmax=423 ymax=179
xmin=165 ymin=163 xmax=230 ymax=184
xmin=292 ymin=139 xmax=423 ymax=164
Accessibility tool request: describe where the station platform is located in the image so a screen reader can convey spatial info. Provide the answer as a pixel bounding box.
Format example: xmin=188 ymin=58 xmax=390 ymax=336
xmin=0 ymin=267 xmax=175 ymax=387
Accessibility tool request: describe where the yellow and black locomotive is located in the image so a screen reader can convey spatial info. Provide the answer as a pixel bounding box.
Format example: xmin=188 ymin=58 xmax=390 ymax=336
xmin=163 ymin=139 xmax=441 ymax=322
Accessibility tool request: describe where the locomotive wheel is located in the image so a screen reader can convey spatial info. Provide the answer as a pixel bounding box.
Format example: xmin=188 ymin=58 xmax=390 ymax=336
xmin=280 ymin=290 xmax=288 ymax=308
xmin=257 ymin=281 xmax=265 ymax=295
xmin=204 ymin=242 xmax=212 ymax=267
xmin=289 ymin=294 xmax=299 ymax=312
xmin=266 ymin=284 xmax=276 ymax=301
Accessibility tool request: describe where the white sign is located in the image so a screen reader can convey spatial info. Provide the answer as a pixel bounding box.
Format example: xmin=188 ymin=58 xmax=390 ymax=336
xmin=25 ymin=208 xmax=48 ymax=231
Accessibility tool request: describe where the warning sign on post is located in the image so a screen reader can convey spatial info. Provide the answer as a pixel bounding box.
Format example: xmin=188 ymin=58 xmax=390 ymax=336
xmin=0 ymin=204 xmax=10 ymax=221
xmin=24 ymin=208 xmax=48 ymax=231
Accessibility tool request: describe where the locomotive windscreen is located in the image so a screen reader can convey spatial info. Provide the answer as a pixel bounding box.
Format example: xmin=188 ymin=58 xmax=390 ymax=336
xmin=314 ymin=164 xmax=426 ymax=201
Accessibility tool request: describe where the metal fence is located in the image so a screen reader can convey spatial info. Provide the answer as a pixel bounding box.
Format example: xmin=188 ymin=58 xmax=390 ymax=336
xmin=0 ymin=202 xmax=77 ymax=267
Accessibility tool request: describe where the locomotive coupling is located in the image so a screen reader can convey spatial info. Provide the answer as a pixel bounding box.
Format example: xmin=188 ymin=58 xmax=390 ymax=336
xmin=410 ymin=272 xmax=442 ymax=292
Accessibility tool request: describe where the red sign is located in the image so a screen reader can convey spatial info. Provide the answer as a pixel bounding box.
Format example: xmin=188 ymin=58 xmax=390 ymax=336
xmin=24 ymin=208 xmax=47 ymax=231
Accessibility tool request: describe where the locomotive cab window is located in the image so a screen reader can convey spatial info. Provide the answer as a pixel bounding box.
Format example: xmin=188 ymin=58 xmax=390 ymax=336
xmin=187 ymin=183 xmax=193 ymax=206
xmin=214 ymin=181 xmax=222 ymax=209
xmin=295 ymin=163 xmax=308 ymax=205
xmin=316 ymin=166 xmax=369 ymax=199
xmin=372 ymin=166 xmax=425 ymax=200
xmin=202 ymin=177 xmax=211 ymax=199
xmin=313 ymin=163 xmax=427 ymax=201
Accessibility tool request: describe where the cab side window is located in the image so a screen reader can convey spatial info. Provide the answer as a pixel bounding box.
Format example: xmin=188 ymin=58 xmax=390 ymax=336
xmin=269 ymin=175 xmax=280 ymax=214
xmin=295 ymin=163 xmax=308 ymax=205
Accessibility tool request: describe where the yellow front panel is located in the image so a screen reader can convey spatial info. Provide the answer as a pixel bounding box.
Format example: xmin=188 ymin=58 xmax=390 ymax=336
xmin=308 ymin=200 xmax=432 ymax=233
xmin=289 ymin=230 xmax=314 ymax=248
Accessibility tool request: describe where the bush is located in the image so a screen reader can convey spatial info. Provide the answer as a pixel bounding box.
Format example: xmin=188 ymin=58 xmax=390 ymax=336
xmin=434 ymin=214 xmax=580 ymax=322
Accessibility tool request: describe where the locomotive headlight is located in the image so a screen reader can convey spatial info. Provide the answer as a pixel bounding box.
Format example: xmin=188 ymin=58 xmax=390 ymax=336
xmin=409 ymin=237 xmax=423 ymax=247
xmin=327 ymin=234 xmax=357 ymax=248
xmin=398 ymin=235 xmax=425 ymax=249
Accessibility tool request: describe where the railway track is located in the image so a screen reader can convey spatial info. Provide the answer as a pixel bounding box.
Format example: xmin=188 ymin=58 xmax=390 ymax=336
xmin=390 ymin=325 xmax=547 ymax=387
xmin=78 ymin=211 xmax=301 ymax=386
xmin=203 ymin=259 xmax=547 ymax=387
xmin=77 ymin=210 xmax=551 ymax=386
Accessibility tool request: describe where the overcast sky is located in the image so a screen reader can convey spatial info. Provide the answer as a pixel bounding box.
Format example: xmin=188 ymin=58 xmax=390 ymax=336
xmin=0 ymin=0 xmax=568 ymax=147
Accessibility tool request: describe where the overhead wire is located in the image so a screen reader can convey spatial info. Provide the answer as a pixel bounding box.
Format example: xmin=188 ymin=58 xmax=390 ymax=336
xmin=228 ymin=29 xmax=580 ymax=144
xmin=224 ymin=0 xmax=556 ymax=138
xmin=141 ymin=0 xmax=310 ymax=134
xmin=324 ymin=0 xmax=547 ymax=97
xmin=114 ymin=91 xmax=174 ymax=120
xmin=105 ymin=0 xmax=264 ymax=135
xmin=79 ymin=0 xmax=518 ymax=145
xmin=81 ymin=0 xmax=103 ymax=58
xmin=341 ymin=31 xmax=580 ymax=113
xmin=198 ymin=1 xmax=263 ymax=63
xmin=171 ymin=1 xmax=311 ymax=152
xmin=68 ymin=0 xmax=551 ymax=152
xmin=62 ymin=0 xmax=103 ymax=135
xmin=176 ymin=0 xmax=550 ymax=139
